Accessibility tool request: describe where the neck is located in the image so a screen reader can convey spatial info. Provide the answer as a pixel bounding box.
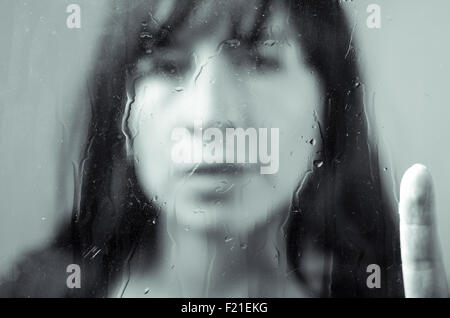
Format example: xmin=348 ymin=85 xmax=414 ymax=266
xmin=132 ymin=204 xmax=301 ymax=297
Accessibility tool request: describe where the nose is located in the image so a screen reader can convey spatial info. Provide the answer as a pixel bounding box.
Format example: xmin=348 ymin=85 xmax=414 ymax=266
xmin=184 ymin=44 xmax=246 ymax=128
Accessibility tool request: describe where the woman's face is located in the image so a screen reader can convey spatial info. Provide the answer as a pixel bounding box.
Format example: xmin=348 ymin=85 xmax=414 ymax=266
xmin=129 ymin=7 xmax=323 ymax=236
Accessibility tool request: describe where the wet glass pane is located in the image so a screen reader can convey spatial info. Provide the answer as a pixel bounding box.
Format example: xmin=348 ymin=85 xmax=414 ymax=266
xmin=0 ymin=0 xmax=449 ymax=299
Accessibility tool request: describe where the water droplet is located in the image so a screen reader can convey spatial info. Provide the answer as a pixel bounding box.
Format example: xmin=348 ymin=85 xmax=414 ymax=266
xmin=225 ymin=39 xmax=240 ymax=48
xmin=144 ymin=288 xmax=150 ymax=294
xmin=174 ymin=87 xmax=184 ymax=92
xmin=264 ymin=40 xmax=276 ymax=47
xmin=240 ymin=243 xmax=248 ymax=250
xmin=41 ymin=217 xmax=46 ymax=221
xmin=314 ymin=160 xmax=324 ymax=168
xmin=224 ymin=236 xmax=234 ymax=243
xmin=309 ymin=139 xmax=316 ymax=146
xmin=184 ymin=226 xmax=191 ymax=232
xmin=140 ymin=31 xmax=152 ymax=39
xmin=383 ymin=167 xmax=388 ymax=172
xmin=215 ymin=180 xmax=234 ymax=193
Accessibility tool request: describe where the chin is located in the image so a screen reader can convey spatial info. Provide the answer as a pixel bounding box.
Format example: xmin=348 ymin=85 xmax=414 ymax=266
xmin=169 ymin=190 xmax=277 ymax=237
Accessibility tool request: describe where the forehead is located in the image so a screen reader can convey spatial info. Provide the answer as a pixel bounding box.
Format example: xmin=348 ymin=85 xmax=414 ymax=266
xmin=144 ymin=0 xmax=291 ymax=48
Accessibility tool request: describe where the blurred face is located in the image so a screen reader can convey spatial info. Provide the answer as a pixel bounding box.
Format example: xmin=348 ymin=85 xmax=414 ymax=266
xmin=128 ymin=4 xmax=323 ymax=236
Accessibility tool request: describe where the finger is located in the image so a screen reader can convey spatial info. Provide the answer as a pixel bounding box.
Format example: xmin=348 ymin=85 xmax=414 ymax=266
xmin=399 ymin=164 xmax=448 ymax=297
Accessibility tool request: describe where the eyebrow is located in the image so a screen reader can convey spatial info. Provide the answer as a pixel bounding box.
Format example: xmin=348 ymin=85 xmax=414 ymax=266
xmin=136 ymin=17 xmax=290 ymax=66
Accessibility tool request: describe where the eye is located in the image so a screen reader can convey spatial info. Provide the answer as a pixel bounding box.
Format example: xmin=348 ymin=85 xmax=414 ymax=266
xmin=153 ymin=53 xmax=192 ymax=80
xmin=156 ymin=60 xmax=178 ymax=77
xmin=228 ymin=43 xmax=283 ymax=75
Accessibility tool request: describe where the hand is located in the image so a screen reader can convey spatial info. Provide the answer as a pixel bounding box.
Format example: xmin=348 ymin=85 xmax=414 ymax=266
xmin=399 ymin=164 xmax=449 ymax=297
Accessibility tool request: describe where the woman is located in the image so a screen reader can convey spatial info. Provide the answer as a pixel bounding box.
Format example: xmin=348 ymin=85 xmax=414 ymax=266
xmin=1 ymin=0 xmax=447 ymax=298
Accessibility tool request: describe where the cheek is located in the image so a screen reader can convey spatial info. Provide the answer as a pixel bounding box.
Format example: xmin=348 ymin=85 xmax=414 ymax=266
xmin=129 ymin=80 xmax=183 ymax=198
xmin=246 ymin=67 xmax=322 ymax=198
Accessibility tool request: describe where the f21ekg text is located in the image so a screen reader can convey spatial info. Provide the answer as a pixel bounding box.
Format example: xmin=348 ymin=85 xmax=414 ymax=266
xmin=181 ymin=302 xmax=268 ymax=315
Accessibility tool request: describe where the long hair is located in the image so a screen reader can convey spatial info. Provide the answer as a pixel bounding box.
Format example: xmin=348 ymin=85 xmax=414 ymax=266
xmin=64 ymin=0 xmax=403 ymax=297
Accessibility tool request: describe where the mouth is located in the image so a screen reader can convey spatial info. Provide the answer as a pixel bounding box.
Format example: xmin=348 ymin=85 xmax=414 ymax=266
xmin=173 ymin=163 xmax=258 ymax=202
xmin=178 ymin=163 xmax=255 ymax=177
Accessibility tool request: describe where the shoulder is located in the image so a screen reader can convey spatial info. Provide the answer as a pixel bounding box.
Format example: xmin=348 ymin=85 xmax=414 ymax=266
xmin=0 ymin=245 xmax=74 ymax=298
xmin=0 ymin=219 xmax=76 ymax=298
